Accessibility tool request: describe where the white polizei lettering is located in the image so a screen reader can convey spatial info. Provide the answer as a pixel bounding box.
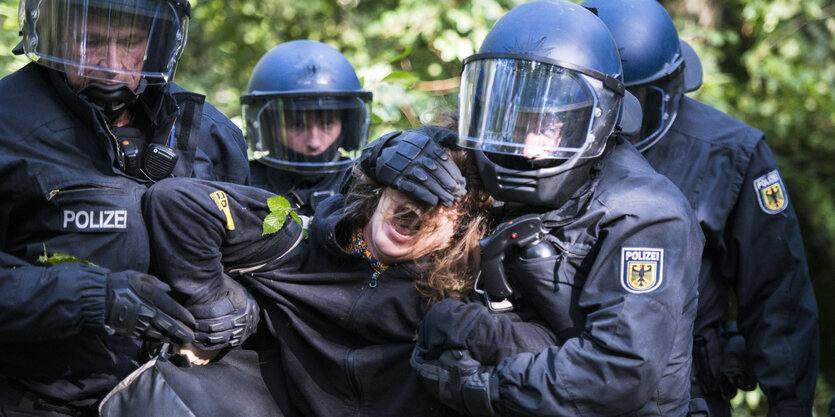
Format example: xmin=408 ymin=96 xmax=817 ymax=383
xmin=114 ymin=210 xmax=127 ymax=228
xmin=90 ymin=211 xmax=102 ymax=229
xmin=62 ymin=210 xmax=128 ymax=230
xmin=75 ymin=211 xmax=89 ymax=229
xmin=624 ymin=250 xmax=660 ymax=261
xmin=102 ymin=210 xmax=115 ymax=228
xmin=63 ymin=211 xmax=76 ymax=228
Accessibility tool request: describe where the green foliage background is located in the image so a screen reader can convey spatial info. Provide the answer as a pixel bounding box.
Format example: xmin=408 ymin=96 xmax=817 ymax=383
xmin=0 ymin=0 xmax=832 ymax=414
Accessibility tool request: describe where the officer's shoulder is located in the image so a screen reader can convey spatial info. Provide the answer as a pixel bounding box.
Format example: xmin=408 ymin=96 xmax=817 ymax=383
xmin=598 ymin=142 xmax=692 ymax=215
xmin=0 ymin=64 xmax=72 ymax=136
xmin=168 ymin=82 xmax=241 ymax=137
xmin=670 ymin=96 xmax=764 ymax=152
xmin=0 ymin=64 xmax=56 ymax=105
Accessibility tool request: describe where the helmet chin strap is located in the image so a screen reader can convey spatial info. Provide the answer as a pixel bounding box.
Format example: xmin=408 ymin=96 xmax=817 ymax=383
xmin=77 ymin=78 xmax=147 ymax=122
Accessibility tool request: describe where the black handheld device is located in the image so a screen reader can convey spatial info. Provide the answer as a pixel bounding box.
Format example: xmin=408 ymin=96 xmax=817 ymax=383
xmin=476 ymin=214 xmax=553 ymax=312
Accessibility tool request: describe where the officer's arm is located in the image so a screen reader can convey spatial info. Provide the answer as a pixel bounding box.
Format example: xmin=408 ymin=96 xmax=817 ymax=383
xmin=194 ymin=96 xmax=251 ymax=185
xmin=0 ymin=253 xmax=108 ymax=341
xmin=729 ymin=140 xmax=818 ymax=415
xmin=0 ymin=253 xmax=194 ymax=346
xmin=492 ymin=203 xmax=703 ymax=415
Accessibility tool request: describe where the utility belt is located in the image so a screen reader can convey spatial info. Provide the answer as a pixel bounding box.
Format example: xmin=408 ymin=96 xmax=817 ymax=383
xmin=0 ymin=378 xmax=82 ymax=417
xmin=691 ymin=321 xmax=757 ymax=399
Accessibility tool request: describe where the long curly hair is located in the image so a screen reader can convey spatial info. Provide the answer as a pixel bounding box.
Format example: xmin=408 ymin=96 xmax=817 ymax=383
xmin=340 ymin=139 xmax=493 ymax=305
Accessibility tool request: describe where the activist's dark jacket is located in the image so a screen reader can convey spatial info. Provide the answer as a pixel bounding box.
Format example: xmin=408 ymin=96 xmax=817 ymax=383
xmin=643 ymin=96 xmax=819 ymax=416
xmin=0 ymin=63 xmax=249 ymax=409
xmin=142 ymin=178 xmax=462 ymax=417
xmin=249 ymin=161 xmax=351 ymax=217
xmin=466 ymin=138 xmax=704 ymax=416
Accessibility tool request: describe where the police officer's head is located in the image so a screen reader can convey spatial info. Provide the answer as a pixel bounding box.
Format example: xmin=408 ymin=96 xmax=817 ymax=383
xmin=581 ymin=0 xmax=703 ymax=151
xmin=457 ymin=0 xmax=641 ymax=208
xmin=18 ymin=0 xmax=191 ymax=119
xmin=241 ymin=40 xmax=372 ymax=175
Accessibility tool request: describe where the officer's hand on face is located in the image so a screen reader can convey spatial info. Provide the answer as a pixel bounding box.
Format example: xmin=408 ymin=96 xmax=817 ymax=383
xmin=186 ymin=275 xmax=259 ymax=351
xmin=358 ymin=126 xmax=466 ymax=207
xmin=105 ymin=271 xmax=196 ymax=345
xmin=411 ymin=346 xmax=501 ymax=417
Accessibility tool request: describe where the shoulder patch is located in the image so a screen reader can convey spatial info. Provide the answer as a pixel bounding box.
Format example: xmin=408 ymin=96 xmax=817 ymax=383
xmin=210 ymin=190 xmax=236 ymax=230
xmin=620 ymin=248 xmax=663 ymax=293
xmin=753 ymin=169 xmax=788 ymax=214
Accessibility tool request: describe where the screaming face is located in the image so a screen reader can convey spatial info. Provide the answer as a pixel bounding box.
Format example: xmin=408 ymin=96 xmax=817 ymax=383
xmin=363 ymin=188 xmax=458 ymax=265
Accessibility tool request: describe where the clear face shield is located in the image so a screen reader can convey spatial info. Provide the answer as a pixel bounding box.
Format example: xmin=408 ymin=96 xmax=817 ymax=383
xmin=458 ymin=58 xmax=604 ymax=167
xmin=626 ymin=70 xmax=684 ymax=152
xmin=244 ymin=95 xmax=372 ymax=173
xmin=19 ymin=0 xmax=188 ymax=87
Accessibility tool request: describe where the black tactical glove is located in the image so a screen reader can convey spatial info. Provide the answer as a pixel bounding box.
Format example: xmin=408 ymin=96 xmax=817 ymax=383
xmin=187 ymin=275 xmax=259 ymax=350
xmin=358 ymin=126 xmax=466 ymax=207
xmin=718 ymin=322 xmax=756 ymax=398
xmin=105 ymin=271 xmax=196 ymax=345
xmin=411 ymin=347 xmax=500 ymax=417
xmin=418 ymin=298 xmax=555 ymax=365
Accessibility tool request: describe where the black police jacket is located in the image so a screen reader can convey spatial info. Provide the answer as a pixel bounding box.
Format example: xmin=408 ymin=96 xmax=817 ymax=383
xmin=142 ymin=178 xmax=462 ymax=417
xmin=0 ymin=63 xmax=249 ymax=408
xmin=249 ymin=160 xmax=351 ymax=217
xmin=475 ymin=138 xmax=703 ymax=416
xmin=643 ymin=96 xmax=819 ymax=415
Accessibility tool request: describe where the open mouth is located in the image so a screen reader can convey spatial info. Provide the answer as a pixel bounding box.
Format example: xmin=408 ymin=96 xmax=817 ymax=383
xmin=388 ymin=202 xmax=425 ymax=238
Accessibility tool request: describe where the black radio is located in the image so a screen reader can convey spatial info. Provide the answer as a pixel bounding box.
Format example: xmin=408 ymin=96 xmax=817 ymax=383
xmin=114 ymin=126 xmax=178 ymax=181
xmin=117 ymin=138 xmax=141 ymax=176
xmin=144 ymin=143 xmax=178 ymax=181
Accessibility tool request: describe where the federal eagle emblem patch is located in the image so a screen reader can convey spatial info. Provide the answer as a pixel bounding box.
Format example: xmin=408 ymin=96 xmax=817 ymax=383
xmin=620 ymin=248 xmax=664 ymax=293
xmin=753 ymin=169 xmax=788 ymax=214
xmin=210 ymin=190 xmax=236 ymax=231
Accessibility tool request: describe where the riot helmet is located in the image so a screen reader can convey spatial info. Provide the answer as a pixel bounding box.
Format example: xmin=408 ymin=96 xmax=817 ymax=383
xmin=241 ymin=40 xmax=372 ymax=174
xmin=18 ymin=0 xmax=190 ymax=118
xmin=458 ymin=0 xmax=641 ymax=207
xmin=582 ymin=0 xmax=703 ymax=151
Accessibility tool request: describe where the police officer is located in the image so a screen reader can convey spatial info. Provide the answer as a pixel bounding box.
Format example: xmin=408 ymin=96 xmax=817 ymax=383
xmin=581 ymin=0 xmax=820 ymax=415
xmin=242 ymin=40 xmax=372 ymax=216
xmin=0 ymin=0 xmax=254 ymax=414
xmin=361 ymin=1 xmax=705 ymax=415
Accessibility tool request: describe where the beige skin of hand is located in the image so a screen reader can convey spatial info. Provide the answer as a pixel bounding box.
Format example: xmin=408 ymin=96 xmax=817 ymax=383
xmin=177 ymin=343 xmax=220 ymax=366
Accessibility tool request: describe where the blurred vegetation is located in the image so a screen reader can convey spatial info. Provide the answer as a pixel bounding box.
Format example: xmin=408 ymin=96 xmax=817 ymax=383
xmin=1 ymin=0 xmax=832 ymax=414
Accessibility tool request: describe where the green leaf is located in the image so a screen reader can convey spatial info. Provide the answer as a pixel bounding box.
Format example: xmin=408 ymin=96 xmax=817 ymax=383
xmin=382 ymin=70 xmax=419 ymax=86
xmin=290 ymin=211 xmax=301 ymax=226
xmin=262 ymin=211 xmax=287 ymax=236
xmin=389 ymin=44 xmax=413 ymax=63
xmin=37 ymin=252 xmax=98 ymax=267
xmin=267 ymin=195 xmax=291 ymax=212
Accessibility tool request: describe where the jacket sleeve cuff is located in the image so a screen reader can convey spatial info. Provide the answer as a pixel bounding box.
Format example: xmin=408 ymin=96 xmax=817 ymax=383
xmin=78 ymin=266 xmax=109 ymax=330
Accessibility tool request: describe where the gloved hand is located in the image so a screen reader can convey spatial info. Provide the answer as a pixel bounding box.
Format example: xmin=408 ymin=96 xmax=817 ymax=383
xmin=105 ymin=271 xmax=195 ymax=345
xmin=718 ymin=321 xmax=756 ymax=398
xmin=411 ymin=347 xmax=500 ymax=417
xmin=418 ymin=298 xmax=554 ymax=365
xmin=187 ymin=275 xmax=259 ymax=350
xmin=358 ymin=126 xmax=466 ymax=207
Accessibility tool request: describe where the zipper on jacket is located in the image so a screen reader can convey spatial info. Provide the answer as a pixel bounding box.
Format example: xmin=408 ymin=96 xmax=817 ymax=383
xmin=46 ymin=184 xmax=116 ymax=201
xmin=101 ymin=120 xmax=127 ymax=172
xmin=369 ymin=271 xmax=379 ymax=288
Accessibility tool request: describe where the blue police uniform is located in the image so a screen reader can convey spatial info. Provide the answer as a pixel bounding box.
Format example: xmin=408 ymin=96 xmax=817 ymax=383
xmin=643 ymin=96 xmax=819 ymax=416
xmin=0 ymin=63 xmax=249 ymax=412
xmin=416 ymin=138 xmax=704 ymax=416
